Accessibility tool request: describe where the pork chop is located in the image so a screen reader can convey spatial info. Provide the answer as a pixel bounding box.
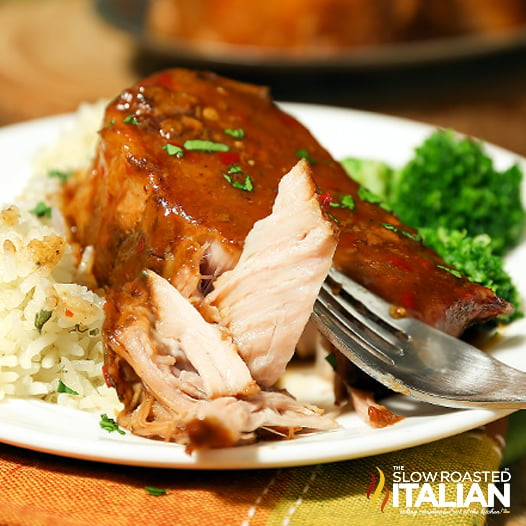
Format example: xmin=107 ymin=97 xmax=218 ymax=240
xmin=64 ymin=68 xmax=511 ymax=336
xmin=62 ymin=68 xmax=512 ymax=445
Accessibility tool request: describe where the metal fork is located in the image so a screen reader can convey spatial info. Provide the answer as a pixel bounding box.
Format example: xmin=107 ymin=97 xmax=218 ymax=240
xmin=313 ymin=267 xmax=526 ymax=409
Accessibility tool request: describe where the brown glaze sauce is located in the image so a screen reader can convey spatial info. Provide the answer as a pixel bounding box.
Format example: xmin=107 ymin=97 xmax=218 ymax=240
xmin=63 ymin=69 xmax=512 ymax=337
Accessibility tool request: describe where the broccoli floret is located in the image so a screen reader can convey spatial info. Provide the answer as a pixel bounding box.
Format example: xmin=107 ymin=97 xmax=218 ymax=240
xmin=339 ymin=129 xmax=525 ymax=324
xmin=419 ymin=228 xmax=522 ymax=324
xmin=340 ymin=157 xmax=393 ymax=203
xmin=388 ymin=130 xmax=525 ymax=255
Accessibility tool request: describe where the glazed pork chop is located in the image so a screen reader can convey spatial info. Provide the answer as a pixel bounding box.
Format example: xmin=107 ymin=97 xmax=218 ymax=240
xmin=64 ymin=69 xmax=511 ymax=336
xmin=63 ymin=68 xmax=512 ymax=447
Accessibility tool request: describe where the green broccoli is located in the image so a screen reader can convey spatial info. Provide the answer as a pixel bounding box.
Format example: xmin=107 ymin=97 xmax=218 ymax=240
xmin=339 ymin=157 xmax=393 ymax=203
xmin=340 ymin=129 xmax=525 ymax=324
xmin=388 ymin=129 xmax=525 ymax=255
xmin=418 ymin=228 xmax=522 ymax=324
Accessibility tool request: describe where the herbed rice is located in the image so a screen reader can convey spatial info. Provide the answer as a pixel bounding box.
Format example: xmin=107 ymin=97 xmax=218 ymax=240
xmin=0 ymin=101 xmax=121 ymax=414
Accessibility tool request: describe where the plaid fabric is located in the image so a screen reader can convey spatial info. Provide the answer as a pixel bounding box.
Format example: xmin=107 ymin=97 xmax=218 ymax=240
xmin=0 ymin=421 xmax=507 ymax=526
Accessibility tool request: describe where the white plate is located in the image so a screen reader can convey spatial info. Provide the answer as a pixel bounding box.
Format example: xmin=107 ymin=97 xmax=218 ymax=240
xmin=0 ymin=104 xmax=525 ymax=470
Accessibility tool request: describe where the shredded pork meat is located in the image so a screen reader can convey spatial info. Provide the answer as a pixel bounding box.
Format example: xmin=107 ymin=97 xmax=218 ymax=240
xmin=103 ymin=160 xmax=340 ymax=448
xmin=202 ymin=159 xmax=337 ymax=387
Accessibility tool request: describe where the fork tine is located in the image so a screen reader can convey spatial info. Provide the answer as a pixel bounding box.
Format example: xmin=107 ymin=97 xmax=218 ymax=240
xmin=317 ymin=283 xmax=403 ymax=359
xmin=325 ymin=267 xmax=416 ymax=334
xmin=314 ymin=267 xmax=526 ymax=408
xmin=315 ymin=289 xmax=398 ymax=369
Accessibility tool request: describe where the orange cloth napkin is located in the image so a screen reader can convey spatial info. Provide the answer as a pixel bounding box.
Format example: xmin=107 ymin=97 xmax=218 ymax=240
xmin=0 ymin=420 xmax=511 ymax=526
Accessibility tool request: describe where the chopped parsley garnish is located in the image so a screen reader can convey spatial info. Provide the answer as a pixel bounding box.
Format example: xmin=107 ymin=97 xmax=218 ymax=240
xmin=381 ymin=222 xmax=421 ymax=241
xmin=123 ymin=114 xmax=139 ymax=125
xmin=226 ymin=164 xmax=243 ymax=175
xmin=224 ymin=128 xmax=245 ymax=139
xmin=34 ymin=310 xmax=52 ymax=333
xmin=48 ymin=169 xmax=73 ymax=183
xmin=357 ymin=186 xmax=392 ymax=211
xmin=223 ymin=164 xmax=254 ymax=191
xmin=162 ymin=144 xmax=185 ymax=158
xmin=437 ymin=264 xmax=463 ymax=279
xmin=30 ymin=201 xmax=52 ymax=218
xmin=325 ymin=352 xmax=337 ymax=370
xmin=400 ymin=229 xmax=421 ymax=242
xmin=57 ymin=380 xmax=79 ymax=395
xmin=382 ymin=223 xmax=398 ymax=233
xmin=224 ymin=173 xmax=254 ymax=192
xmin=329 ymin=194 xmax=355 ymax=211
xmin=145 ymin=487 xmax=169 ymax=496
xmin=358 ymin=186 xmax=382 ymax=205
xmin=296 ymin=148 xmax=317 ymax=164
xmin=183 ymin=139 xmax=230 ymax=152
xmin=99 ymin=413 xmax=126 ymax=435
xmin=69 ymin=324 xmax=100 ymax=337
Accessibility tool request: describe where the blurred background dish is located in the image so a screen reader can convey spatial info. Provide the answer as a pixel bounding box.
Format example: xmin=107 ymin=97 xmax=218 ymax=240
xmin=96 ymin=0 xmax=526 ymax=70
xmin=1 ymin=0 xmax=526 ymax=161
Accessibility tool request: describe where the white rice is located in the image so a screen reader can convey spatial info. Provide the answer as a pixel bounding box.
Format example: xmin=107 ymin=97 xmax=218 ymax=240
xmin=0 ymin=101 xmax=121 ymax=414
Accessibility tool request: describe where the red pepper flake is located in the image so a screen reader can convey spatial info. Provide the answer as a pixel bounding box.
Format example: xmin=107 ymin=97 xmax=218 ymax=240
xmin=387 ymin=255 xmax=412 ymax=273
xmin=319 ymin=192 xmax=332 ymax=207
xmin=101 ymin=366 xmax=113 ymax=388
xmin=65 ymin=308 xmax=74 ymax=318
xmin=135 ymin=235 xmax=146 ymax=254
xmin=218 ymin=151 xmax=240 ymax=165
xmin=399 ymin=290 xmax=417 ymax=311
xmin=419 ymin=256 xmax=435 ymax=271
xmin=341 ymin=232 xmax=358 ymax=246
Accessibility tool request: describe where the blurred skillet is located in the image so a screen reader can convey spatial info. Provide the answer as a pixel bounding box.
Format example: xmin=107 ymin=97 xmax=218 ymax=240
xmin=95 ymin=0 xmax=526 ymax=72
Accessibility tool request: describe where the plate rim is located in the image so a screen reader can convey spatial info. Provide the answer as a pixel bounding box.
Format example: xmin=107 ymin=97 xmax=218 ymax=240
xmin=0 ymin=103 xmax=524 ymax=470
